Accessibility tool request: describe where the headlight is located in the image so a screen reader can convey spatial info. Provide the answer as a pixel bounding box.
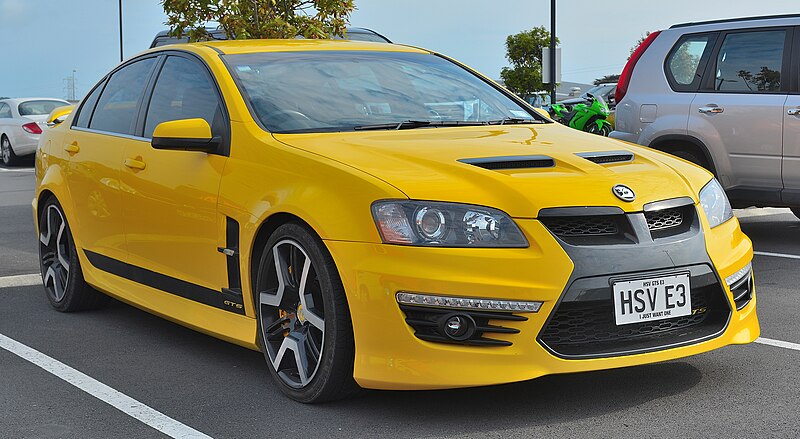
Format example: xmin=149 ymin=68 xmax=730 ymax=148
xmin=371 ymin=200 xmax=528 ymax=247
xmin=699 ymin=178 xmax=733 ymax=228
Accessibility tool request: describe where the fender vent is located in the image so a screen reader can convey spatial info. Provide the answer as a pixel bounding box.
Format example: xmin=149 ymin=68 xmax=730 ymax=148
xmin=576 ymin=151 xmax=634 ymax=164
xmin=459 ymin=155 xmax=554 ymax=170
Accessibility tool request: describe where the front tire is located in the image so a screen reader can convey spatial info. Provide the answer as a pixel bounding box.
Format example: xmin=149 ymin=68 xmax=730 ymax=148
xmin=1 ymin=135 xmax=19 ymax=166
xmin=38 ymin=197 xmax=107 ymax=311
xmin=255 ymin=222 xmax=358 ymax=403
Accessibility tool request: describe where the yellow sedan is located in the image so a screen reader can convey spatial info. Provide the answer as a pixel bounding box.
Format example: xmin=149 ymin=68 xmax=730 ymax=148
xmin=34 ymin=39 xmax=758 ymax=403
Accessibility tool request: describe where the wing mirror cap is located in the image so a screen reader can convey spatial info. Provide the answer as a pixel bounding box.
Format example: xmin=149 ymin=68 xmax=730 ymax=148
xmin=151 ymin=118 xmax=220 ymax=153
xmin=47 ymin=105 xmax=74 ymax=126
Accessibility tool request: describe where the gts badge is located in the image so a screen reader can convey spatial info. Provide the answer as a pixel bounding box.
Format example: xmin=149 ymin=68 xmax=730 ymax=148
xmin=224 ymin=300 xmax=244 ymax=310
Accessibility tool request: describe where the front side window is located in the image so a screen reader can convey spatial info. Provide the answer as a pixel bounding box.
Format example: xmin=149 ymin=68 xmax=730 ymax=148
xmin=714 ymin=30 xmax=785 ymax=93
xmin=74 ymin=79 xmax=106 ymax=129
xmin=0 ymin=103 xmax=10 ymax=118
xmin=667 ymin=35 xmax=712 ymax=88
xmin=225 ymin=51 xmax=542 ymax=133
xmin=18 ymin=100 xmax=69 ymax=116
xmin=90 ymin=57 xmax=157 ymax=135
xmin=143 ymin=56 xmax=224 ymax=139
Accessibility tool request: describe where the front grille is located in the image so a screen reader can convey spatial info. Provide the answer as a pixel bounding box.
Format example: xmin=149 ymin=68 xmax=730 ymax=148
xmin=542 ymin=216 xmax=618 ymax=236
xmin=538 ymin=268 xmax=731 ymax=358
xmin=645 ymin=208 xmax=683 ymax=231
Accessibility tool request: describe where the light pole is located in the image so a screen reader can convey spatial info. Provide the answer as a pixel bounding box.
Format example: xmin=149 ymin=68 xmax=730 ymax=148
xmin=118 ymin=0 xmax=124 ymax=62
xmin=549 ymin=0 xmax=556 ymax=105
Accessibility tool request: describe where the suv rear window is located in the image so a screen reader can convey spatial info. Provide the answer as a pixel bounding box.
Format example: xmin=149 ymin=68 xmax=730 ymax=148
xmin=665 ymin=34 xmax=714 ymax=91
xmin=713 ymin=30 xmax=786 ymax=93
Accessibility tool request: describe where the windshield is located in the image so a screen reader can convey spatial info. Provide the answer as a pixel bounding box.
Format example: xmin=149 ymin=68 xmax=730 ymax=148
xmin=18 ymin=100 xmax=68 ymax=116
xmin=225 ymin=51 xmax=543 ymax=133
xmin=583 ymin=84 xmax=615 ymax=99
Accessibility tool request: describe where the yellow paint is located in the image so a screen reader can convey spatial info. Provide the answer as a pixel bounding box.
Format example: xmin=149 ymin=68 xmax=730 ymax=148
xmin=34 ymin=40 xmax=758 ymax=390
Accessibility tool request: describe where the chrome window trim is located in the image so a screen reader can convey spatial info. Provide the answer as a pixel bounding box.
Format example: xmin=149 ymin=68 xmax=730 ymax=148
xmin=71 ymin=126 xmax=151 ymax=143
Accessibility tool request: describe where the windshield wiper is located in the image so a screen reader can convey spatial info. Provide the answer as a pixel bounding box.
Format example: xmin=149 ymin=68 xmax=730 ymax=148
xmin=486 ymin=117 xmax=543 ymax=125
xmin=353 ymin=120 xmax=489 ymax=131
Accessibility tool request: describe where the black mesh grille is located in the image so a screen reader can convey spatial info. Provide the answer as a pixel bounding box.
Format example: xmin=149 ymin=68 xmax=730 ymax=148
xmin=470 ymin=159 xmax=554 ymax=170
xmin=645 ymin=208 xmax=683 ymax=231
xmin=538 ymin=276 xmax=730 ymax=358
xmin=541 ymin=216 xmax=619 ymax=237
xmin=583 ymin=154 xmax=634 ymax=164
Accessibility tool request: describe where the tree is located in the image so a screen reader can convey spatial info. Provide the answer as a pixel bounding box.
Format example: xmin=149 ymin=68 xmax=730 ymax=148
xmin=500 ymin=26 xmax=558 ymax=98
xmin=629 ymin=31 xmax=653 ymax=60
xmin=161 ymin=0 xmax=355 ymax=42
xmin=593 ymin=74 xmax=620 ymax=85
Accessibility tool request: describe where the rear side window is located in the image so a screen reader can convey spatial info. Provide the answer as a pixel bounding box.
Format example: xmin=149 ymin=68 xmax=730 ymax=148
xmin=713 ymin=30 xmax=786 ymax=93
xmin=666 ymin=34 xmax=713 ymax=90
xmin=90 ymin=57 xmax=157 ymax=135
xmin=143 ymin=55 xmax=224 ymax=139
xmin=74 ymin=80 xmax=106 ymax=129
xmin=0 ymin=103 xmax=10 ymax=118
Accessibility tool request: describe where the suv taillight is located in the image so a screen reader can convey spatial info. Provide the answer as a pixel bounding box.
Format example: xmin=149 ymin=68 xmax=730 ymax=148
xmin=615 ymin=31 xmax=661 ymax=104
xmin=22 ymin=122 xmax=42 ymax=134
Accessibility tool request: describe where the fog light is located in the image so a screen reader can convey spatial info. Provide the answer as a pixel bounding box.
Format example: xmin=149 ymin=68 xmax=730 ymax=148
xmin=441 ymin=313 xmax=476 ymax=341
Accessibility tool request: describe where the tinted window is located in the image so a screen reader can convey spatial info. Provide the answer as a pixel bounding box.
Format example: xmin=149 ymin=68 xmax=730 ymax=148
xmin=0 ymin=103 xmax=10 ymax=118
xmin=225 ymin=51 xmax=539 ymax=133
xmin=714 ymin=30 xmax=785 ymax=92
xmin=18 ymin=100 xmax=69 ymax=116
xmin=667 ymin=35 xmax=711 ymax=87
xmin=90 ymin=58 xmax=157 ymax=135
xmin=75 ymin=79 xmax=106 ymax=128
xmin=143 ymin=56 xmax=224 ymax=139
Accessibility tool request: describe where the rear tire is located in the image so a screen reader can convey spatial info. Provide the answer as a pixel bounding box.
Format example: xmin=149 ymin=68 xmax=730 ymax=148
xmin=1 ymin=135 xmax=19 ymax=166
xmin=38 ymin=197 xmax=107 ymax=312
xmin=254 ymin=222 xmax=359 ymax=403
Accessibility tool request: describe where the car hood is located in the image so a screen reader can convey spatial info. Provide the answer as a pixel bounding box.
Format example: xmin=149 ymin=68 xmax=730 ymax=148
xmin=272 ymin=124 xmax=711 ymax=218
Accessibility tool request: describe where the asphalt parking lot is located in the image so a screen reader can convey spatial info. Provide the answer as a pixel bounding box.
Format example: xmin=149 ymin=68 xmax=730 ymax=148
xmin=1 ymin=162 xmax=799 ymax=438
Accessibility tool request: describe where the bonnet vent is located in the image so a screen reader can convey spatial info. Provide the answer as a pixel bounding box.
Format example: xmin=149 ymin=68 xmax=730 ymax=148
xmin=576 ymin=151 xmax=634 ymax=164
xmin=459 ymin=155 xmax=555 ymax=170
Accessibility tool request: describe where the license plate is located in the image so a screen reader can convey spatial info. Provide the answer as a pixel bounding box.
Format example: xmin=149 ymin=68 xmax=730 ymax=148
xmin=612 ymin=273 xmax=691 ymax=326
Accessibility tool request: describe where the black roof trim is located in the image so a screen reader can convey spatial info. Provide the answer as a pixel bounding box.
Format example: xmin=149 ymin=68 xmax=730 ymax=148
xmin=670 ymin=13 xmax=800 ymax=29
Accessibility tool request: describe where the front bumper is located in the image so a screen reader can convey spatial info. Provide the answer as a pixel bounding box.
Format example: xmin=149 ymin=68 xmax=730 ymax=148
xmin=326 ymin=211 xmax=758 ymax=390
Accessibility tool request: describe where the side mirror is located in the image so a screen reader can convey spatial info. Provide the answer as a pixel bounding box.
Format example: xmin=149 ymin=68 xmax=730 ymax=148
xmin=47 ymin=105 xmax=74 ymax=127
xmin=151 ymin=118 xmax=221 ymax=153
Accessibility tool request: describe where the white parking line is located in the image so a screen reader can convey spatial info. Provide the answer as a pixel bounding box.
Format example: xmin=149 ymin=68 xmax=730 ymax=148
xmin=754 ymin=251 xmax=800 ymax=260
xmin=0 ymin=333 xmax=213 ymax=439
xmin=755 ymin=337 xmax=800 ymax=352
xmin=0 ymin=273 xmax=41 ymax=288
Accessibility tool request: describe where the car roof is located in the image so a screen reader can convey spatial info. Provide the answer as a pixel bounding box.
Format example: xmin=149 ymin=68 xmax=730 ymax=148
xmin=670 ymin=13 xmax=800 ymax=29
xmin=157 ymin=39 xmax=428 ymax=56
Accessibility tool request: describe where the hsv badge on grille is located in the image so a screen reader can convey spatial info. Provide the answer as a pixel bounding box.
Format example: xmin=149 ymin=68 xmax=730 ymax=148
xmin=612 ymin=184 xmax=635 ymax=202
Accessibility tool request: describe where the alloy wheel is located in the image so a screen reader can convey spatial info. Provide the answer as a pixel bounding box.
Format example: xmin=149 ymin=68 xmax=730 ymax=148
xmin=258 ymin=239 xmax=326 ymax=389
xmin=39 ymin=204 xmax=71 ymax=302
xmin=1 ymin=138 xmax=9 ymax=164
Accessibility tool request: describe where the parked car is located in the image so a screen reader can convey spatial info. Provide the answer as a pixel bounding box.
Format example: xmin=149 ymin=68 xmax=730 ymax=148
xmin=149 ymin=26 xmax=392 ymax=48
xmin=0 ymin=98 xmax=70 ymax=165
xmin=36 ymin=39 xmax=756 ymax=403
xmin=610 ymin=14 xmax=800 ymax=217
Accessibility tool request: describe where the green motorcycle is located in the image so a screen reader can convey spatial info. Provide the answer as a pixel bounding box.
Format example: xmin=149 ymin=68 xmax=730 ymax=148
xmin=548 ymin=93 xmax=612 ymax=136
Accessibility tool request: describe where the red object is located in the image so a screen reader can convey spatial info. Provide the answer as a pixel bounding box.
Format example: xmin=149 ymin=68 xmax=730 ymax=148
xmin=22 ymin=122 xmax=42 ymax=134
xmin=615 ymin=31 xmax=661 ymax=104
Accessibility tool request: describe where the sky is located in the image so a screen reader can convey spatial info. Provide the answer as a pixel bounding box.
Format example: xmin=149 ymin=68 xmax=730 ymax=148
xmin=1 ymin=0 xmax=798 ymax=99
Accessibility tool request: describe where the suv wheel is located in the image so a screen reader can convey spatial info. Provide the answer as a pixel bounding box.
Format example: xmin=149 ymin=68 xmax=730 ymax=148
xmin=671 ymin=149 xmax=710 ymax=171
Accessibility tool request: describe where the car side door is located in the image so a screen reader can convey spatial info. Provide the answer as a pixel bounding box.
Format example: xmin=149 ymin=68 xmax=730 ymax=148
xmin=63 ymin=56 xmax=159 ymax=264
xmin=688 ymin=27 xmax=792 ymax=200
xmin=781 ymin=27 xmax=800 ymax=204
xmin=118 ymin=53 xmax=233 ymax=304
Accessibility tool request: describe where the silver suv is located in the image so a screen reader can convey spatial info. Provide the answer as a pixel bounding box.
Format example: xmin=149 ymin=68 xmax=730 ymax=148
xmin=611 ymin=14 xmax=800 ymax=216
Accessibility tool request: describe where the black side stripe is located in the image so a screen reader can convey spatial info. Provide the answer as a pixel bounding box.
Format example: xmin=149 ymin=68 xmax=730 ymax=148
xmin=84 ymin=249 xmax=246 ymax=315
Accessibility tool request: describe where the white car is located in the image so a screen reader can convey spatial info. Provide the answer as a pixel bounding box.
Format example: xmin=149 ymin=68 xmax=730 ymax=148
xmin=0 ymin=98 xmax=70 ymax=166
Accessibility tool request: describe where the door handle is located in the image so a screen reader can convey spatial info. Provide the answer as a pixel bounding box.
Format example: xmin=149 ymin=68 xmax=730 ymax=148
xmin=124 ymin=157 xmax=146 ymax=170
xmin=63 ymin=142 xmax=80 ymax=153
xmin=699 ymin=106 xmax=724 ymax=114
xmin=788 ymin=108 xmax=800 ymax=116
